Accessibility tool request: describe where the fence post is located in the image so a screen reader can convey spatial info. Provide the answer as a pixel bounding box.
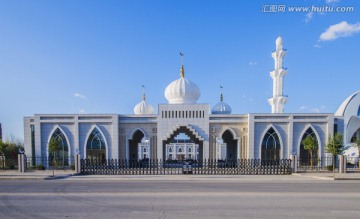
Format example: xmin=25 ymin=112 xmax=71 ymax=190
xmin=338 ymin=155 xmax=346 ymax=174
xmin=291 ymin=155 xmax=297 ymax=173
xmin=75 ymin=154 xmax=81 ymax=173
xmin=18 ymin=154 xmax=26 ymax=173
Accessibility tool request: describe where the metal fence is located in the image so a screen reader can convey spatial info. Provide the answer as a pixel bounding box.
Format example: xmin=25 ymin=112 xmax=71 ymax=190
xmin=346 ymin=156 xmax=359 ymax=171
xmin=80 ymin=159 xmax=292 ymax=175
xmin=25 ymin=156 xmax=75 ymax=170
xmin=0 ymin=156 xmax=18 ymax=170
xmin=297 ymin=156 xmax=339 ymax=172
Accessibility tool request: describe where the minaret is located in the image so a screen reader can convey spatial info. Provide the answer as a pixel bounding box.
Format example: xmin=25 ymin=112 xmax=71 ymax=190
xmin=268 ymin=36 xmax=288 ymax=113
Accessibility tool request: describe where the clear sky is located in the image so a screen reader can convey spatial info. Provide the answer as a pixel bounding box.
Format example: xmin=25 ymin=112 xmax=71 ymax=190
xmin=0 ymin=0 xmax=359 ymax=140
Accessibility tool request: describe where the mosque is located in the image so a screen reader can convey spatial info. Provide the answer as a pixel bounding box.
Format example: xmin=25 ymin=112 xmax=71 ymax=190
xmin=23 ymin=37 xmax=360 ymax=165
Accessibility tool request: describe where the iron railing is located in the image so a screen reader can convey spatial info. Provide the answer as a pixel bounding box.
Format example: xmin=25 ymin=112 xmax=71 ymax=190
xmin=25 ymin=156 xmax=75 ymax=170
xmin=297 ymin=156 xmax=338 ymax=172
xmin=0 ymin=157 xmax=18 ymax=170
xmin=345 ymin=156 xmax=359 ymax=171
xmin=80 ymin=159 xmax=292 ymax=175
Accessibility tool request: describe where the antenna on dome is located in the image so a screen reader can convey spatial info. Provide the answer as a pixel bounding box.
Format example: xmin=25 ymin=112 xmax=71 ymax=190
xmin=142 ymin=85 xmax=146 ymax=101
xmin=179 ymin=52 xmax=185 ymax=78
xmin=220 ymin=85 xmax=223 ymax=101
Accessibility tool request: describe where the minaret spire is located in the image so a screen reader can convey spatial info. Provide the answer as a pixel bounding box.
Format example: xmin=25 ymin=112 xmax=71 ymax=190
xmin=268 ymin=36 xmax=288 ymax=113
xmin=180 ymin=52 xmax=185 ymax=78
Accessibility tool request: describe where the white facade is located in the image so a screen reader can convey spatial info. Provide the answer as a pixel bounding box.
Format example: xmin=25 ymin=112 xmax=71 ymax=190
xmin=23 ymin=37 xmax=360 ymax=167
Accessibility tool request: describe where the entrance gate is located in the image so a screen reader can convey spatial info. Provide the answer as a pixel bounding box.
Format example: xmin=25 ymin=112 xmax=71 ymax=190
xmin=80 ymin=159 xmax=292 ymax=175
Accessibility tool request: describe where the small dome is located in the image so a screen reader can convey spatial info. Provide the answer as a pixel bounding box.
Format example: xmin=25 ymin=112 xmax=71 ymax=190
xmin=134 ymin=100 xmax=154 ymax=114
xmin=276 ymin=36 xmax=283 ymax=45
xmin=211 ymin=92 xmax=232 ymax=114
xmin=134 ymin=87 xmax=154 ymax=114
xmin=164 ymin=65 xmax=201 ymax=104
xmin=212 ymin=101 xmax=232 ymax=114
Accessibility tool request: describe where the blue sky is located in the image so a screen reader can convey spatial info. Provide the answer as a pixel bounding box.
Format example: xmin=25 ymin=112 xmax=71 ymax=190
xmin=0 ymin=0 xmax=359 ymax=140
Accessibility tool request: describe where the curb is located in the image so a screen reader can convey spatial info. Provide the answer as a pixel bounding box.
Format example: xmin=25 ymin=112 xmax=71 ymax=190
xmin=45 ymin=173 xmax=81 ymax=180
xmin=0 ymin=173 xmax=81 ymax=180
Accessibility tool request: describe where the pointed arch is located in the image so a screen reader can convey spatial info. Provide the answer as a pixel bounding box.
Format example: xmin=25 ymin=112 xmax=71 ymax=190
xmin=297 ymin=124 xmax=321 ymax=156
xmin=220 ymin=129 xmax=239 ymax=160
xmin=84 ymin=125 xmax=108 ymax=161
xmin=129 ymin=128 xmax=147 ymax=140
xmin=221 ymin=128 xmax=240 ymax=140
xmin=126 ymin=128 xmax=148 ymax=160
xmin=346 ymin=116 xmax=360 ymax=144
xmin=259 ymin=125 xmax=283 ymax=160
xmin=47 ymin=125 xmax=71 ymax=166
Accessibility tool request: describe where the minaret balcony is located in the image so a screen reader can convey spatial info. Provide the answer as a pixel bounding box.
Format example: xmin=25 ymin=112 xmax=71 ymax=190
xmin=272 ymin=50 xmax=287 ymax=59
xmin=270 ymin=69 xmax=287 ymax=78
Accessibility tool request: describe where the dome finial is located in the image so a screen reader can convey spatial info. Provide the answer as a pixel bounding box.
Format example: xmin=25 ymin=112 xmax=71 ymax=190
xmin=212 ymin=85 xmax=232 ymax=114
xmin=134 ymin=84 xmax=154 ymax=115
xmin=180 ymin=52 xmax=185 ymax=78
xmin=142 ymin=85 xmax=146 ymax=101
xmin=220 ymin=85 xmax=223 ymax=101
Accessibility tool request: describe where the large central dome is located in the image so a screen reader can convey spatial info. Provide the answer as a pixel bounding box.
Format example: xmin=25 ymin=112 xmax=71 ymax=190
xmin=164 ymin=65 xmax=200 ymax=104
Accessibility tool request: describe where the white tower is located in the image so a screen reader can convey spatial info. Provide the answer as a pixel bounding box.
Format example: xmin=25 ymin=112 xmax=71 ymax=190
xmin=268 ymin=36 xmax=288 ymax=113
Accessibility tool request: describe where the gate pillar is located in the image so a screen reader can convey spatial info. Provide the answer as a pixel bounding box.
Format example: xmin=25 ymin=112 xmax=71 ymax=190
xmin=291 ymin=155 xmax=297 ymax=173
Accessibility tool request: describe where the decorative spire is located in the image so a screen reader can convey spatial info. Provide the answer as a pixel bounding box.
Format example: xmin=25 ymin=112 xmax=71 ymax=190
xmin=268 ymin=36 xmax=288 ymax=113
xmin=220 ymin=85 xmax=223 ymax=101
xmin=180 ymin=52 xmax=185 ymax=78
xmin=142 ymin=85 xmax=146 ymax=101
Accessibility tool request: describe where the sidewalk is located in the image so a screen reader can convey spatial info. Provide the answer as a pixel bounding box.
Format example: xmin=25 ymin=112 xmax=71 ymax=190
xmin=1 ymin=170 xmax=360 ymax=180
xmin=0 ymin=170 xmax=78 ymax=180
xmin=293 ymin=171 xmax=360 ymax=180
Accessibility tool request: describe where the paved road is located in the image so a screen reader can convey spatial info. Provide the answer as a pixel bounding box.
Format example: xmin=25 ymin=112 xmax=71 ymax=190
xmin=0 ymin=176 xmax=359 ymax=219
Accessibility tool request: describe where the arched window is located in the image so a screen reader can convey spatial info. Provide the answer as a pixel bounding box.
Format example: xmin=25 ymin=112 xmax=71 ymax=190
xmin=357 ymin=105 xmax=360 ymax=117
xmin=261 ymin=127 xmax=281 ymax=161
xmin=86 ymin=127 xmax=106 ymax=161
xmin=299 ymin=127 xmax=319 ymax=165
xmin=143 ymin=148 xmax=147 ymax=153
xmin=169 ymin=147 xmax=173 ymax=153
xmin=178 ymin=148 xmax=182 ymax=153
xmin=48 ymin=127 xmax=69 ymax=166
xmin=188 ymin=148 xmax=192 ymax=152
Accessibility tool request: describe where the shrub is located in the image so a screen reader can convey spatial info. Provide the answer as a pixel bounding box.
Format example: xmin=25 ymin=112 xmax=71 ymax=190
xmin=36 ymin=164 xmax=45 ymax=170
xmin=326 ymin=165 xmax=333 ymax=171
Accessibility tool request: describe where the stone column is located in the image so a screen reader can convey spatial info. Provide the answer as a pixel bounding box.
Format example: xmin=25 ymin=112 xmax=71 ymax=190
xmin=18 ymin=154 xmax=26 ymax=173
xmin=74 ymin=153 xmax=81 ymax=173
xmin=338 ymin=155 xmax=347 ymax=174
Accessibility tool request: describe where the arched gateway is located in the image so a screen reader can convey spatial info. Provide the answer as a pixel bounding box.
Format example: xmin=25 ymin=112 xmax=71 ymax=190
xmin=163 ymin=126 xmax=203 ymax=161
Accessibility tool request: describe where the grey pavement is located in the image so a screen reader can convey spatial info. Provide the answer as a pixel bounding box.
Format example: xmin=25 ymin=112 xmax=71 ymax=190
xmin=0 ymin=170 xmax=78 ymax=180
xmin=1 ymin=176 xmax=360 ymax=218
xmin=1 ymin=169 xmax=360 ymax=180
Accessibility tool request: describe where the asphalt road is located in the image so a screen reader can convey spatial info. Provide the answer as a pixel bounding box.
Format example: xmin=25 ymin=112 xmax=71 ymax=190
xmin=0 ymin=176 xmax=360 ymax=219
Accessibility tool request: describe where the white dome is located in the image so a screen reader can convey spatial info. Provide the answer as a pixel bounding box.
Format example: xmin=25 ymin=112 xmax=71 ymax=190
xmin=212 ymin=94 xmax=232 ymax=114
xmin=276 ymin=36 xmax=283 ymax=45
xmin=164 ymin=65 xmax=200 ymax=104
xmin=134 ymin=100 xmax=154 ymax=114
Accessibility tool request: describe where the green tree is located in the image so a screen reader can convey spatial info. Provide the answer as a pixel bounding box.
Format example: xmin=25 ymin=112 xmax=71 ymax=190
xmin=325 ymin=133 xmax=344 ymax=178
xmin=302 ymin=135 xmax=318 ymax=171
xmin=48 ymin=137 xmax=61 ymax=166
xmin=0 ymin=136 xmax=24 ymax=169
